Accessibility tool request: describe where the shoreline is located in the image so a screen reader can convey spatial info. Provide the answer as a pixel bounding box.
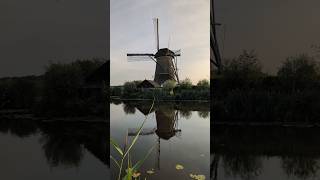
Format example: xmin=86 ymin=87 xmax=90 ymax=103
xmin=110 ymin=96 xmax=210 ymax=102
xmin=213 ymin=121 xmax=320 ymax=128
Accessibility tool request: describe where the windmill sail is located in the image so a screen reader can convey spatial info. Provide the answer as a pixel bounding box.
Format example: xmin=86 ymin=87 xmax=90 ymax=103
xmin=127 ymin=53 xmax=155 ymax=62
xmin=153 ymin=18 xmax=160 ymax=51
xmin=126 ymin=18 xmax=181 ymax=85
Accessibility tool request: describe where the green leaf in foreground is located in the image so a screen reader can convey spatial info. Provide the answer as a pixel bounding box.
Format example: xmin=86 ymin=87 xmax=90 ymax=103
xmin=111 ymin=138 xmax=124 ymax=156
xmin=132 ymin=145 xmax=156 ymax=171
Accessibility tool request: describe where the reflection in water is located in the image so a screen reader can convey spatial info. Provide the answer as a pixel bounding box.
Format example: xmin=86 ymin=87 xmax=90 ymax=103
xmin=124 ymin=101 xmax=205 ymax=141
xmin=41 ymin=134 xmax=84 ymax=167
xmin=222 ymin=155 xmax=262 ymax=180
xmin=122 ymin=103 xmax=136 ymax=114
xmin=127 ymin=103 xmax=182 ymax=170
xmin=155 ymin=108 xmax=180 ymax=140
xmin=198 ymin=111 xmax=209 ymax=119
xmin=0 ymin=119 xmax=38 ymax=138
xmin=282 ymin=157 xmax=320 ymax=179
xmin=111 ymin=101 xmax=210 ymax=179
xmin=0 ymin=118 xmax=109 ymax=169
xmin=212 ymin=126 xmax=320 ymax=180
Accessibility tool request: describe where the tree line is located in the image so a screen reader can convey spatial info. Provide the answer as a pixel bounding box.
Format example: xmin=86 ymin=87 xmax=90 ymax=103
xmin=213 ymin=50 xmax=320 ymax=123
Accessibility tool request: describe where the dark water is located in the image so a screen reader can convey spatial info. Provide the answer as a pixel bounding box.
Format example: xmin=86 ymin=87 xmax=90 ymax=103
xmin=212 ymin=126 xmax=320 ymax=180
xmin=0 ymin=119 xmax=109 ymax=180
xmin=110 ymin=101 xmax=210 ymax=179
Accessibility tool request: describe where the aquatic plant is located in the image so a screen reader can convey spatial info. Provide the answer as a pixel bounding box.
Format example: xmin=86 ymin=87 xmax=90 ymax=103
xmin=110 ymin=100 xmax=155 ymax=180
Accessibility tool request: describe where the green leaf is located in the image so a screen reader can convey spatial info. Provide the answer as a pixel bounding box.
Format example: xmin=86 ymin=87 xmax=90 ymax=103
xmin=123 ymin=168 xmax=133 ymax=180
xmin=110 ymin=155 xmax=120 ymax=168
xmin=110 ymin=138 xmax=124 ymax=156
xmin=123 ymin=100 xmax=154 ymax=158
xmin=132 ymin=145 xmax=156 ymax=171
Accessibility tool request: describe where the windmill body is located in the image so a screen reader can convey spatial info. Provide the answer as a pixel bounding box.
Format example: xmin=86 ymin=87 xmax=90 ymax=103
xmin=127 ymin=18 xmax=181 ymax=86
xmin=154 ymin=48 xmax=176 ymax=85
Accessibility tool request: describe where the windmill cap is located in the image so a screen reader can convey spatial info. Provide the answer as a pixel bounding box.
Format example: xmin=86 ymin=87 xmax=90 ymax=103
xmin=155 ymin=48 xmax=175 ymax=58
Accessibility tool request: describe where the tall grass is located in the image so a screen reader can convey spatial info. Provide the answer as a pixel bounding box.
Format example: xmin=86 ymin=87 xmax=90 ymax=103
xmin=110 ymin=100 xmax=155 ymax=180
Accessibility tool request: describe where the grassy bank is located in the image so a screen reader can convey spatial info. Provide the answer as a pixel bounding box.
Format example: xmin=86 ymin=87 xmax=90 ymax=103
xmin=110 ymin=79 xmax=210 ymax=101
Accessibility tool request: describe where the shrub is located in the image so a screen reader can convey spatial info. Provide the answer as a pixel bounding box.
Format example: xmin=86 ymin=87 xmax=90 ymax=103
xmin=278 ymin=54 xmax=320 ymax=90
xmin=179 ymin=78 xmax=193 ymax=89
xmin=197 ymin=79 xmax=210 ymax=89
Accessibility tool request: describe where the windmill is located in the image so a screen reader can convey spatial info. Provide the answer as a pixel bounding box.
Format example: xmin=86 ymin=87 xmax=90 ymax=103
xmin=211 ymin=0 xmax=222 ymax=74
xmin=127 ymin=18 xmax=181 ymax=85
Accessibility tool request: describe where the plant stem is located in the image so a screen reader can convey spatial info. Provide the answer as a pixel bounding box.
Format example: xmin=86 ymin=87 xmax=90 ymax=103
xmin=118 ymin=158 xmax=124 ymax=180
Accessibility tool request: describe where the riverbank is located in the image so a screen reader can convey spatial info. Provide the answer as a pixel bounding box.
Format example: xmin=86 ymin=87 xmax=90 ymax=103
xmin=0 ymin=109 xmax=108 ymax=122
xmin=110 ymin=96 xmax=210 ymax=102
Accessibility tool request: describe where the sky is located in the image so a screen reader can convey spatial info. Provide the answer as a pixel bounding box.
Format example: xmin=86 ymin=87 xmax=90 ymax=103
xmin=0 ymin=0 xmax=108 ymax=78
xmin=215 ymin=0 xmax=320 ymax=74
xmin=110 ymin=0 xmax=210 ymax=85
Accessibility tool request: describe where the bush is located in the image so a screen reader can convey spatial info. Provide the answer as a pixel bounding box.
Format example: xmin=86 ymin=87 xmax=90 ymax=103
xmin=278 ymin=54 xmax=320 ymax=90
xmin=163 ymin=80 xmax=176 ymax=94
xmin=197 ymin=79 xmax=210 ymax=89
xmin=179 ymin=78 xmax=193 ymax=89
xmin=221 ymin=50 xmax=263 ymax=88
xmin=40 ymin=59 xmax=104 ymax=116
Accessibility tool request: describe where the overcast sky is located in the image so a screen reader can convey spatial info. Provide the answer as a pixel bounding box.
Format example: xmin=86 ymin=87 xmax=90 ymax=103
xmin=110 ymin=0 xmax=210 ymax=85
xmin=215 ymin=0 xmax=320 ymax=74
xmin=0 ymin=0 xmax=108 ymax=78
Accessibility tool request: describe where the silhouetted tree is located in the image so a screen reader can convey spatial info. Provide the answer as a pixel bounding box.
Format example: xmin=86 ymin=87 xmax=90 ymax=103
xmin=278 ymin=54 xmax=319 ymax=90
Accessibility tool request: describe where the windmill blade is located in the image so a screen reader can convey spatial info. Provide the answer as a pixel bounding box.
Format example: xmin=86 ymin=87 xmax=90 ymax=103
xmin=127 ymin=53 xmax=155 ymax=62
xmin=153 ymin=18 xmax=159 ymax=51
xmin=172 ymin=49 xmax=181 ymax=56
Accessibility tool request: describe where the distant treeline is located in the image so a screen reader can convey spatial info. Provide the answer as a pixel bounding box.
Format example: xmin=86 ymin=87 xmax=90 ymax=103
xmin=0 ymin=59 xmax=109 ymax=117
xmin=213 ymin=50 xmax=320 ymax=123
xmin=110 ymin=78 xmax=210 ymax=101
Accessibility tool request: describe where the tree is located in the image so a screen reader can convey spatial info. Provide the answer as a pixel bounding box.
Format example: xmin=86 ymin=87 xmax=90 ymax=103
xmin=278 ymin=54 xmax=319 ymax=90
xmin=197 ymin=79 xmax=210 ymax=89
xmin=222 ymin=50 xmax=263 ymax=81
xmin=278 ymin=54 xmax=319 ymax=80
xmin=163 ymin=80 xmax=176 ymax=93
xmin=123 ymin=81 xmax=137 ymax=95
xmin=179 ymin=78 xmax=193 ymax=89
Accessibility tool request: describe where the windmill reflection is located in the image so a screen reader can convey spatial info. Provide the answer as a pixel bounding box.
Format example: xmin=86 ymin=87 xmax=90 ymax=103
xmin=126 ymin=103 xmax=182 ymax=170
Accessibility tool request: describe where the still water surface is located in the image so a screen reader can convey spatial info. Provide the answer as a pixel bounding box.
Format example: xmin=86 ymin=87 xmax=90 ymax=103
xmin=0 ymin=119 xmax=108 ymax=180
xmin=212 ymin=126 xmax=320 ymax=180
xmin=110 ymin=101 xmax=210 ymax=179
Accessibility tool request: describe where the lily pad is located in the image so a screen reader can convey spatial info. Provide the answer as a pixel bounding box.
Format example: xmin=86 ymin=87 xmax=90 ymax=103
xmin=146 ymin=169 xmax=155 ymax=175
xmin=132 ymin=172 xmax=141 ymax=178
xmin=190 ymin=174 xmax=206 ymax=180
xmin=175 ymin=164 xmax=184 ymax=170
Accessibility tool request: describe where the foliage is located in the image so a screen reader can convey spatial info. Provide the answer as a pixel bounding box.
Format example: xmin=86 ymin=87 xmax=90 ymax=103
xmin=213 ymin=51 xmax=320 ymax=123
xmin=123 ymin=81 xmax=138 ymax=98
xmin=110 ymin=86 xmax=123 ymax=97
xmin=163 ymin=80 xmax=177 ymax=92
xmin=110 ymin=100 xmax=155 ymax=180
xmin=116 ymin=79 xmax=210 ymax=100
xmin=197 ymin=79 xmax=210 ymax=89
xmin=0 ymin=76 xmax=38 ymax=109
xmin=278 ymin=54 xmax=320 ymax=90
xmin=40 ymin=59 xmax=105 ymax=116
xmin=221 ymin=50 xmax=263 ymax=84
xmin=179 ymin=78 xmax=193 ymax=89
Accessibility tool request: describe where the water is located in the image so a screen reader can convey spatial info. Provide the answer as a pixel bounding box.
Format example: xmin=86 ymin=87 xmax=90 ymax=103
xmin=0 ymin=119 xmax=109 ymax=180
xmin=212 ymin=126 xmax=320 ymax=180
xmin=110 ymin=101 xmax=210 ymax=179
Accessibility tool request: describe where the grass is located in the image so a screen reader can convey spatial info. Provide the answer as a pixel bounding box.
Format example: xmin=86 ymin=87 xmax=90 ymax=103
xmin=110 ymin=100 xmax=155 ymax=180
